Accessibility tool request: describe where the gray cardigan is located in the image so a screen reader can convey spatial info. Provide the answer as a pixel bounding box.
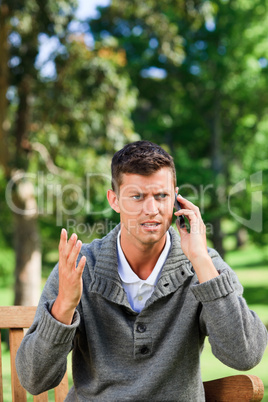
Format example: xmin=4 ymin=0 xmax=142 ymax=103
xmin=16 ymin=225 xmax=268 ymax=401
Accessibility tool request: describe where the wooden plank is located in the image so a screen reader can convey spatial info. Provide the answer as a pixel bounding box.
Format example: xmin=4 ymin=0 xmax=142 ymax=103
xmin=33 ymin=391 xmax=48 ymax=401
xmin=0 ymin=331 xmax=3 ymax=402
xmin=0 ymin=306 xmax=69 ymax=401
xmin=9 ymin=328 xmax=27 ymax=402
xmin=204 ymin=374 xmax=264 ymax=402
xmin=54 ymin=371 xmax=69 ymax=402
xmin=0 ymin=306 xmax=36 ymax=329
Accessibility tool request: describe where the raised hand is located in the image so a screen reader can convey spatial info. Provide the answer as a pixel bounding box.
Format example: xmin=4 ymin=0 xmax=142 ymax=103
xmin=51 ymin=229 xmax=86 ymax=325
xmin=174 ymin=194 xmax=219 ymax=283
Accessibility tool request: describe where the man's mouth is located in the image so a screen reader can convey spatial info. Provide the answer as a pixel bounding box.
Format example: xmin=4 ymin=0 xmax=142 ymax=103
xmin=141 ymin=222 xmax=160 ymax=227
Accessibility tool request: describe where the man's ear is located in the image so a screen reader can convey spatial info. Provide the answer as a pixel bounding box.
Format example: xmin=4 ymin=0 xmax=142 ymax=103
xmin=107 ymin=189 xmax=120 ymax=213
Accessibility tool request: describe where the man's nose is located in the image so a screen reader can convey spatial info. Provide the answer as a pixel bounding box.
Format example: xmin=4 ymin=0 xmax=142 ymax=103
xmin=143 ymin=196 xmax=158 ymax=215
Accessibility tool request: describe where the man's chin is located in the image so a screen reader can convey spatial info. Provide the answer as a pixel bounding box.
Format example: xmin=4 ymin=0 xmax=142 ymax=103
xmin=138 ymin=225 xmax=169 ymax=243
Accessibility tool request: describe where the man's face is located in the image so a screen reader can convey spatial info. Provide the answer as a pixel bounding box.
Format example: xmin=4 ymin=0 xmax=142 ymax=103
xmin=109 ymin=167 xmax=176 ymax=249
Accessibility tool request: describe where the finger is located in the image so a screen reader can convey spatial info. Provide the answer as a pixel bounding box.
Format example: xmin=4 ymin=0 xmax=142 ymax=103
xmin=65 ymin=233 xmax=78 ymax=258
xmin=174 ymin=208 xmax=202 ymax=227
xmin=176 ymin=218 xmax=188 ymax=235
xmin=76 ymin=255 xmax=86 ymax=276
xmin=174 ymin=209 xmax=197 ymax=221
xmin=67 ymin=239 xmax=82 ymax=268
xmin=177 ymin=195 xmax=201 ymax=217
xmin=175 ymin=209 xmax=204 ymax=233
xmin=59 ymin=228 xmax=67 ymax=252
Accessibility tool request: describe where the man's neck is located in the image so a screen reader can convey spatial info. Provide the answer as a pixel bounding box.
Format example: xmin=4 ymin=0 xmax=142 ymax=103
xmin=120 ymin=230 xmax=167 ymax=280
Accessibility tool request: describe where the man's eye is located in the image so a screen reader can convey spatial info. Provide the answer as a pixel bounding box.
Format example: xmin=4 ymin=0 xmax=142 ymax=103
xmin=132 ymin=195 xmax=143 ymax=200
xmin=155 ymin=193 xmax=168 ymax=200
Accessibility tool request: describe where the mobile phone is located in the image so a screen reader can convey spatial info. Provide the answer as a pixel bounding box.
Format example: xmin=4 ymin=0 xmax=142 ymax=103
xmin=174 ymin=193 xmax=185 ymax=228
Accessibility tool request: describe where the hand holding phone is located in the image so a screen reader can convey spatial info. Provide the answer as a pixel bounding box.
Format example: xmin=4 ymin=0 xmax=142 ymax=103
xmin=174 ymin=193 xmax=186 ymax=228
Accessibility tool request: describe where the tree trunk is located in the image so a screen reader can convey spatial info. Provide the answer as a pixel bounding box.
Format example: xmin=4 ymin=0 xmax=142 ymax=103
xmin=0 ymin=3 xmax=10 ymax=177
xmin=12 ymin=74 xmax=42 ymax=305
xmin=209 ymin=96 xmax=225 ymax=258
xmin=211 ymin=217 xmax=225 ymax=258
xmin=13 ymin=175 xmax=41 ymax=306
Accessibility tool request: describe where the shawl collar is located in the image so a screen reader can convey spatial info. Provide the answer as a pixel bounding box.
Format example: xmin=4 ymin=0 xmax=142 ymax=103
xmin=88 ymin=224 xmax=194 ymax=310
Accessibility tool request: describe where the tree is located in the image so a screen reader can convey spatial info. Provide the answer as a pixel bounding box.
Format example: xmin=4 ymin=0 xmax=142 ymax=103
xmin=90 ymin=0 xmax=268 ymax=254
xmin=0 ymin=0 xmax=138 ymax=304
xmin=0 ymin=0 xmax=79 ymax=304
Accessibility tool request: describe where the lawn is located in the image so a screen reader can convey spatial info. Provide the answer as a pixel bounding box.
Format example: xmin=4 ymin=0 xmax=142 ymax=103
xmin=0 ymin=243 xmax=267 ymax=400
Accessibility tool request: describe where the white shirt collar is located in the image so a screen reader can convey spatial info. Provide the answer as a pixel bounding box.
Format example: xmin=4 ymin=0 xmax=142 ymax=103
xmin=117 ymin=230 xmax=171 ymax=286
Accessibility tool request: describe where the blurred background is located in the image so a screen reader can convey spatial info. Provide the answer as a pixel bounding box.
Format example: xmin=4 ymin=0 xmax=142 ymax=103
xmin=0 ymin=0 xmax=267 ymax=399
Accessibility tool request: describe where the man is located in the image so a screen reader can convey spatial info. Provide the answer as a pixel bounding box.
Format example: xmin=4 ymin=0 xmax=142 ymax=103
xmin=16 ymin=141 xmax=267 ymax=401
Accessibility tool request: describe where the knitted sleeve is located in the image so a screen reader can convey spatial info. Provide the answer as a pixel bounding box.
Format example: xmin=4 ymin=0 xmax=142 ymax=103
xmin=15 ymin=260 xmax=81 ymax=395
xmin=15 ymin=235 xmax=104 ymax=395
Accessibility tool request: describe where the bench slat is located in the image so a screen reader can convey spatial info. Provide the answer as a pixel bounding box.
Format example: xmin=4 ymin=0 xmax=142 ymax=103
xmin=204 ymin=374 xmax=264 ymax=401
xmin=9 ymin=328 xmax=27 ymax=402
xmin=0 ymin=306 xmax=36 ymax=328
xmin=33 ymin=391 xmax=49 ymax=401
xmin=54 ymin=371 xmax=69 ymax=401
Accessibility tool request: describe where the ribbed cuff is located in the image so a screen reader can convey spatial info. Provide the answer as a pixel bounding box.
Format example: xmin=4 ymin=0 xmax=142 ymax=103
xmin=191 ymin=270 xmax=235 ymax=302
xmin=36 ymin=301 xmax=80 ymax=344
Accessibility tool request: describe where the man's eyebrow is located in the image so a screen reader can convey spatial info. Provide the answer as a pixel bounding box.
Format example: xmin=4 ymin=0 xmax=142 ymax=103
xmin=153 ymin=189 xmax=171 ymax=194
xmin=128 ymin=191 xmax=146 ymax=195
xmin=127 ymin=189 xmax=171 ymax=194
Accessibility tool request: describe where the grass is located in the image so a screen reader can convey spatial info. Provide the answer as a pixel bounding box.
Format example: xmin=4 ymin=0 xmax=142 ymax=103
xmin=0 ymin=243 xmax=267 ymax=400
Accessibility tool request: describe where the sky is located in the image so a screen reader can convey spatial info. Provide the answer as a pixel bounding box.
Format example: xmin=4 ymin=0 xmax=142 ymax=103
xmin=76 ymin=0 xmax=110 ymax=20
xmin=36 ymin=0 xmax=110 ymax=77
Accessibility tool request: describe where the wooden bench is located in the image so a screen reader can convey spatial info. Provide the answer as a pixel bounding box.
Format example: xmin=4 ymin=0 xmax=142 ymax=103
xmin=0 ymin=306 xmax=68 ymax=402
xmin=0 ymin=306 xmax=265 ymax=401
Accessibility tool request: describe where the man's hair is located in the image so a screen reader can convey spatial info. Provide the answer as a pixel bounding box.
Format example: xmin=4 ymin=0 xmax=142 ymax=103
xmin=111 ymin=140 xmax=176 ymax=193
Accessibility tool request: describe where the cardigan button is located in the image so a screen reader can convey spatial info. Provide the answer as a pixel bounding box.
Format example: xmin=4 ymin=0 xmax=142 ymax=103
xmin=140 ymin=346 xmax=149 ymax=355
xmin=137 ymin=323 xmax=146 ymax=333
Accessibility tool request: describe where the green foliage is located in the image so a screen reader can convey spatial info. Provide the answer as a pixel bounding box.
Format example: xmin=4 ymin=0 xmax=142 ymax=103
xmin=0 ymin=248 xmax=15 ymax=287
xmin=1 ymin=1 xmax=267 ymax=396
xmin=90 ymin=0 xmax=268 ymax=249
xmin=1 ymin=0 xmax=268 ymax=276
xmin=33 ymin=39 xmax=138 ymax=155
xmin=1 ymin=0 xmax=139 ymax=268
